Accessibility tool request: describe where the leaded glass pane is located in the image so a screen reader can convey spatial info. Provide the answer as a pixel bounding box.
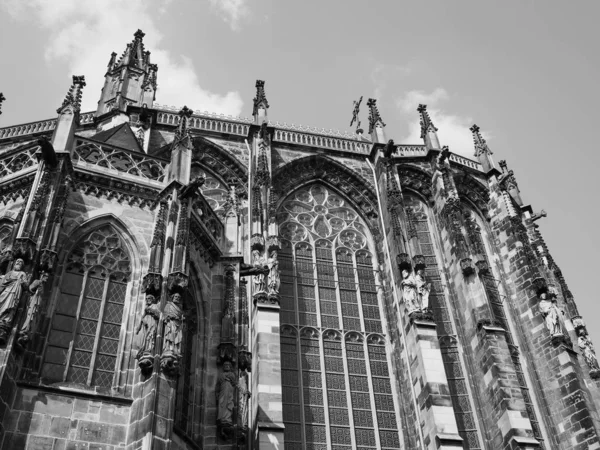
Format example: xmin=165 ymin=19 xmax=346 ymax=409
xmin=278 ymin=184 xmax=400 ymax=448
xmin=44 ymin=225 xmax=131 ymax=387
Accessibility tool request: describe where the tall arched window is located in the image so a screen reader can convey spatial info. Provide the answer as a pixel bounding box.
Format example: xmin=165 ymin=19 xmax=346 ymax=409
xmin=278 ymin=184 xmax=400 ymax=450
xmin=41 ymin=224 xmax=131 ymax=389
xmin=405 ymin=195 xmax=482 ymax=449
xmin=0 ymin=223 xmax=12 ymax=253
xmin=174 ymin=281 xmax=199 ymax=439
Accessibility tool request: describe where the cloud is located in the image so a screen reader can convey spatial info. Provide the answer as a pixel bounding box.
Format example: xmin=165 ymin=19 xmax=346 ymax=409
xmin=370 ymin=63 xmax=412 ymax=101
xmin=396 ymin=88 xmax=482 ymax=157
xmin=2 ymin=0 xmax=244 ymax=116
xmin=208 ymin=0 xmax=249 ymax=32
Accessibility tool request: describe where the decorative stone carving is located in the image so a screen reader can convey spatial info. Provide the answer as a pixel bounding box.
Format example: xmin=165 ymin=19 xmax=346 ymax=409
xmin=160 ymin=292 xmax=184 ymax=375
xmin=238 ymin=371 xmax=250 ymax=429
xmin=238 ymin=346 xmax=252 ymax=372
xmin=267 ymin=250 xmax=280 ymax=299
xmin=367 ymin=98 xmax=385 ymax=134
xmin=216 ymin=360 xmax=238 ymax=433
xmin=0 ymin=259 xmax=30 ymax=344
xmin=475 ymin=260 xmax=490 ymax=275
xmin=401 ymin=267 xmax=431 ymax=318
xmin=252 ymin=250 xmax=268 ymax=295
xmin=538 ymin=289 xmax=565 ymax=342
xmin=577 ymin=330 xmax=600 ymax=379
xmin=397 ymin=253 xmax=412 ymax=272
xmin=415 ymin=267 xmax=431 ymax=311
xmin=350 ymin=96 xmax=363 ymax=134
xmin=17 ymin=271 xmax=49 ymax=347
xmin=460 ymin=258 xmax=475 ymax=276
xmin=136 ymin=294 xmax=160 ymax=373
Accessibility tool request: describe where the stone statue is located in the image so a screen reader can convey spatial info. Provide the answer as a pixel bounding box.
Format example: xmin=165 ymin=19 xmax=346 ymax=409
xmin=17 ymin=271 xmax=49 ymax=347
xmin=538 ymin=292 xmax=563 ymax=337
xmin=252 ymin=250 xmax=267 ymax=294
xmin=136 ymin=294 xmax=160 ymax=371
xmin=401 ymin=269 xmax=419 ymax=313
xmin=160 ymin=292 xmax=184 ymax=374
xmin=578 ymin=330 xmax=600 ymax=373
xmin=217 ymin=361 xmax=238 ymax=428
xmin=0 ymin=259 xmax=30 ymax=343
xmin=238 ymin=371 xmax=250 ymax=429
xmin=267 ymin=250 xmax=280 ymax=297
xmin=415 ymin=268 xmax=431 ymax=311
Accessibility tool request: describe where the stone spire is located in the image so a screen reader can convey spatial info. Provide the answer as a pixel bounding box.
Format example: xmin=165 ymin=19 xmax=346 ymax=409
xmin=96 ymin=29 xmax=158 ymax=117
xmin=470 ymin=124 xmax=497 ymax=173
xmin=498 ymin=160 xmax=523 ymax=207
xmin=57 ymin=75 xmax=86 ymax=115
xmin=52 ymin=76 xmax=86 ymax=153
xmin=253 ymin=80 xmax=269 ymax=124
xmin=0 ymin=93 xmax=5 ymax=115
xmin=166 ymin=106 xmax=194 ymax=185
xmin=367 ymin=98 xmax=386 ymax=143
xmin=417 ymin=104 xmax=440 ymax=149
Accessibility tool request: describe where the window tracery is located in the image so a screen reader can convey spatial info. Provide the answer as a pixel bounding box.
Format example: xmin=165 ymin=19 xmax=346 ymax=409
xmin=278 ymin=184 xmax=400 ymax=449
xmin=174 ymin=286 xmax=198 ymax=437
xmin=41 ymin=225 xmax=131 ymax=389
xmin=191 ymin=166 xmax=229 ymax=215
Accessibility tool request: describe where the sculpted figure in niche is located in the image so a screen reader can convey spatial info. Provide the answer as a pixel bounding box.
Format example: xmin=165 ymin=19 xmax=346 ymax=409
xmin=415 ymin=268 xmax=431 ymax=311
xmin=217 ymin=361 xmax=238 ymax=429
xmin=161 ymin=293 xmax=184 ymax=374
xmin=252 ymin=250 xmax=267 ymax=294
xmin=238 ymin=371 xmax=251 ymax=429
xmin=267 ymin=250 xmax=280 ymax=297
xmin=401 ymin=269 xmax=420 ymax=313
xmin=136 ymin=294 xmax=160 ymax=371
xmin=17 ymin=271 xmax=49 ymax=347
xmin=578 ymin=330 xmax=600 ymax=373
xmin=538 ymin=291 xmax=563 ymax=337
xmin=0 ymin=259 xmax=30 ymax=343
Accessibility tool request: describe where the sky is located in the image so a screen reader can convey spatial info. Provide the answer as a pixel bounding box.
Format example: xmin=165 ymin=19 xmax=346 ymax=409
xmin=1 ymin=0 xmax=600 ymax=346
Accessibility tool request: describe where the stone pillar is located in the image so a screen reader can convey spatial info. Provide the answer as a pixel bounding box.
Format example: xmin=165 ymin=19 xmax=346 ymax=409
xmin=487 ymin=163 xmax=600 ymax=448
xmin=372 ymin=146 xmax=464 ymax=449
xmin=434 ymin=152 xmax=541 ymax=449
xmin=247 ymin=80 xmax=285 ymax=449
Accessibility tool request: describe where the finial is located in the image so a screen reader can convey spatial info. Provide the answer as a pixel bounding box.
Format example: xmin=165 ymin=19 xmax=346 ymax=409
xmin=0 ymin=93 xmax=5 ymax=115
xmin=253 ymin=80 xmax=269 ymax=116
xmin=107 ymin=52 xmax=117 ymax=69
xmin=367 ymin=98 xmax=385 ymax=134
xmin=175 ymin=106 xmax=194 ymax=140
xmin=499 ymin=160 xmax=508 ymax=173
xmin=417 ymin=104 xmax=438 ymax=139
xmin=134 ymin=29 xmax=145 ymax=40
xmin=57 ymin=75 xmax=86 ymax=114
xmin=470 ymin=124 xmax=492 ymax=157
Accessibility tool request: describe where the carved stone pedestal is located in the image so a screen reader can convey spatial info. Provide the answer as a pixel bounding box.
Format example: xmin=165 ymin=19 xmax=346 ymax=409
xmin=160 ymin=351 xmax=180 ymax=376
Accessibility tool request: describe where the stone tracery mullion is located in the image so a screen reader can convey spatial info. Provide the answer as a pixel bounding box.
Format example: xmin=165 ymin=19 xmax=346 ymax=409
xmin=278 ymin=183 xmax=400 ymax=448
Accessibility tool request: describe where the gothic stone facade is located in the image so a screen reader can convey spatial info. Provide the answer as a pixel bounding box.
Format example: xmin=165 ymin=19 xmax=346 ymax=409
xmin=0 ymin=30 xmax=598 ymax=450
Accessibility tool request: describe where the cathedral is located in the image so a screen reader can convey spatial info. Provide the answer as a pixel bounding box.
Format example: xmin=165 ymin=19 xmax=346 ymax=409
xmin=0 ymin=29 xmax=598 ymax=450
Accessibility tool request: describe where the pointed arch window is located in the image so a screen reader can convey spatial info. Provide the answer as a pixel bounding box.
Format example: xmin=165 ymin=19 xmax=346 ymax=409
xmin=42 ymin=225 xmax=131 ymax=389
xmin=0 ymin=222 xmax=13 ymax=254
xmin=174 ymin=282 xmax=200 ymax=438
xmin=277 ymin=184 xmax=400 ymax=450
